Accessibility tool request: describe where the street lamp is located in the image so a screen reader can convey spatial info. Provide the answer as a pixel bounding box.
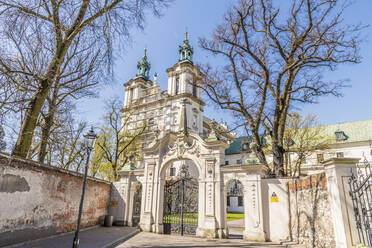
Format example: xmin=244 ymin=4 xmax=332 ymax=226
xmin=72 ymin=127 xmax=97 ymax=248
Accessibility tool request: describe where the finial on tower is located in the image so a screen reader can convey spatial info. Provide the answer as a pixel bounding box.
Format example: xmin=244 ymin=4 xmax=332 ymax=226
xmin=178 ymin=32 xmax=193 ymax=64
xmin=136 ymin=48 xmax=151 ymax=80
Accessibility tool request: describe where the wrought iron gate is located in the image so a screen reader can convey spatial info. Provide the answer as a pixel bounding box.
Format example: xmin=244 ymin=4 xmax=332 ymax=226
xmin=348 ymin=160 xmax=372 ymax=246
xmin=163 ymin=167 xmax=198 ymax=235
xmin=132 ymin=183 xmax=142 ymax=227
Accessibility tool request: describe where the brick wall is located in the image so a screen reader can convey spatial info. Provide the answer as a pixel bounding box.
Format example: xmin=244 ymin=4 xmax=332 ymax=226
xmin=288 ymin=173 xmax=336 ymax=247
xmin=0 ymin=153 xmax=111 ymax=247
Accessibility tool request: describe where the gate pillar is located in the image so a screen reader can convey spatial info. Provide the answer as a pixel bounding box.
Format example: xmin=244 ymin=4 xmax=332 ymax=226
xmin=196 ymin=158 xmax=228 ymax=238
xmin=324 ymin=158 xmax=360 ymax=248
xmin=140 ymin=162 xmax=156 ymax=232
xmin=243 ymin=174 xmax=266 ymax=241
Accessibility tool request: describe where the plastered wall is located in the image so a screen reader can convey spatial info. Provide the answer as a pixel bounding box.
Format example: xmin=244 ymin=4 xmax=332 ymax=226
xmin=0 ymin=153 xmax=110 ymax=247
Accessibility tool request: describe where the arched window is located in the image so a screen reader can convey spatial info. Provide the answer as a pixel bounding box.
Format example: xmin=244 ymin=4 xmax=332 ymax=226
xmin=192 ymin=84 xmax=197 ymax=97
xmin=241 ymin=142 xmax=251 ymax=152
xmin=175 ymin=78 xmax=179 ymax=95
xmin=148 ymin=118 xmax=155 ymax=130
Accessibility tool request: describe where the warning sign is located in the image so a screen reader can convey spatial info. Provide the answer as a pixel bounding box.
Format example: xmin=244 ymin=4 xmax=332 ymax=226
xmin=270 ymin=192 xmax=279 ymax=203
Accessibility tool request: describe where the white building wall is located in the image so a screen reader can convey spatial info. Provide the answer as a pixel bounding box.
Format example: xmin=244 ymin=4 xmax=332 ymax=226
xmin=261 ymin=178 xmax=290 ymax=243
xmin=227 ymin=196 xmax=244 ymax=213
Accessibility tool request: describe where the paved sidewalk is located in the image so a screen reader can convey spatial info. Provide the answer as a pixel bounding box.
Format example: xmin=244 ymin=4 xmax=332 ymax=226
xmin=5 ymin=226 xmax=139 ymax=248
xmin=227 ymin=218 xmax=244 ymax=238
xmin=117 ymin=232 xmax=287 ymax=248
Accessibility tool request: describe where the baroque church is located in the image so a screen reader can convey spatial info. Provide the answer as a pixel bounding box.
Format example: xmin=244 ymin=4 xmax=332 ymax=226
xmin=121 ymin=33 xmax=238 ymax=178
xmin=111 ymin=33 xmax=372 ymax=241
xmin=121 ymin=32 xmax=372 ymax=182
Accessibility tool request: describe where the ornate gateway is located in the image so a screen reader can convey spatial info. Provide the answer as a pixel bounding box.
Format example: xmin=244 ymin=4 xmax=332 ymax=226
xmin=163 ymin=165 xmax=198 ymax=235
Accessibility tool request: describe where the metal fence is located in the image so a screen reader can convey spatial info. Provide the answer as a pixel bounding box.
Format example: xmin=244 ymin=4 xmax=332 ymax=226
xmin=348 ymin=160 xmax=372 ymax=246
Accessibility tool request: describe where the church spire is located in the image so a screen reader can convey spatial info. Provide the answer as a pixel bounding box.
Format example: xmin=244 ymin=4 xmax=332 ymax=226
xmin=136 ymin=48 xmax=151 ymax=80
xmin=178 ymin=32 xmax=193 ymax=64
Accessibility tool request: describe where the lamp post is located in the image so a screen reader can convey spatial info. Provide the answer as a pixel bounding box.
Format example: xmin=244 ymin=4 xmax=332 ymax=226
xmin=72 ymin=127 xmax=97 ymax=248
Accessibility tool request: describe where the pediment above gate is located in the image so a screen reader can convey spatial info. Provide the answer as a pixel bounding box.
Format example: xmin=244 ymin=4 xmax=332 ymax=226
xmin=143 ymin=132 xmax=229 ymax=160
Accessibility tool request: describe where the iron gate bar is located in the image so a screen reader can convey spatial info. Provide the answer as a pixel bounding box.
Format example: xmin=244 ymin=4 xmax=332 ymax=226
xmin=348 ymin=160 xmax=372 ymax=247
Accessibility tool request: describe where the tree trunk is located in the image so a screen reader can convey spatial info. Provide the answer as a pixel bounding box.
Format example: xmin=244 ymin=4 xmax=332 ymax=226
xmin=251 ymin=131 xmax=271 ymax=175
xmin=12 ymin=80 xmax=51 ymax=157
xmin=272 ymin=117 xmax=285 ymax=177
xmin=12 ymin=39 xmax=72 ymax=158
xmin=272 ymin=141 xmax=285 ymax=177
xmin=38 ymin=111 xmax=54 ymax=163
xmin=38 ymin=83 xmax=59 ymax=163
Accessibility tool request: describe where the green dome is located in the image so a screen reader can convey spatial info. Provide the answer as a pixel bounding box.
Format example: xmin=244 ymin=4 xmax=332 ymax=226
xmin=178 ymin=32 xmax=194 ymax=63
xmin=136 ymin=48 xmax=151 ymax=80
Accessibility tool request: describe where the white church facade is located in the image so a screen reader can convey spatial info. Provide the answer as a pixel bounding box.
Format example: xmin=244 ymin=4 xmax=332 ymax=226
xmin=109 ymin=34 xmax=372 ymax=242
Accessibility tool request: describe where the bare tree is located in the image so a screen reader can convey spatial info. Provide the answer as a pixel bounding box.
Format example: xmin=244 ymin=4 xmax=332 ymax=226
xmin=0 ymin=124 xmax=6 ymax=151
xmin=0 ymin=0 xmax=170 ymax=158
xmin=26 ymin=102 xmax=87 ymax=171
xmin=92 ymin=98 xmax=146 ymax=181
xmin=274 ymin=113 xmax=329 ymax=176
xmin=199 ymin=0 xmax=364 ymax=176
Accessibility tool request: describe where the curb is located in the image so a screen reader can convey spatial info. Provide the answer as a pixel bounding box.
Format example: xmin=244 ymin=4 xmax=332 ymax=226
xmin=3 ymin=225 xmax=101 ymax=248
xmin=103 ymin=229 xmax=140 ymax=248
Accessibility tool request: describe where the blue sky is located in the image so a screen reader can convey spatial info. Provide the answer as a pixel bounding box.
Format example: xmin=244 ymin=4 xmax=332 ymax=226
xmin=77 ymin=0 xmax=372 ymax=130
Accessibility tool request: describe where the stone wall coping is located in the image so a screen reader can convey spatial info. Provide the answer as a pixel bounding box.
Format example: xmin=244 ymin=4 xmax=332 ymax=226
xmin=0 ymin=152 xmax=111 ymax=185
xmin=322 ymin=157 xmax=360 ymax=168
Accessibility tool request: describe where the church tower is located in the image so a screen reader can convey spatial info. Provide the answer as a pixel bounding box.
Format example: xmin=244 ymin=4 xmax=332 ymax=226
xmin=166 ymin=33 xmax=205 ymax=135
xmin=123 ymin=49 xmax=153 ymax=108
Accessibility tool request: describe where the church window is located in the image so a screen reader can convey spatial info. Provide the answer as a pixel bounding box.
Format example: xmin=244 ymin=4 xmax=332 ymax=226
xmin=193 ymin=115 xmax=197 ymax=127
xmin=238 ymin=196 xmax=243 ymax=207
xmin=241 ymin=142 xmax=251 ymax=152
xmin=176 ymin=78 xmax=179 ymax=95
xmin=170 ymin=167 xmax=176 ymax=176
xmin=148 ymin=118 xmax=155 ymax=130
xmin=335 ymin=130 xmax=347 ymax=141
xmin=192 ymin=84 xmax=197 ymax=97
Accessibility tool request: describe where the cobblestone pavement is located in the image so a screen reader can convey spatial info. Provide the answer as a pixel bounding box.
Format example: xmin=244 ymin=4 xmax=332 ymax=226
xmin=5 ymin=226 xmax=139 ymax=248
xmin=116 ymin=232 xmax=287 ymax=248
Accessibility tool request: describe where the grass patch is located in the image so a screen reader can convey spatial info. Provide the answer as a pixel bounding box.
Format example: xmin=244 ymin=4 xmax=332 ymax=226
xmin=227 ymin=212 xmax=244 ymax=222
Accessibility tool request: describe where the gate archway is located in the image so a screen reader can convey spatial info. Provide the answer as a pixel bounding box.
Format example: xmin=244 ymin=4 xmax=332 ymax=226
xmin=163 ymin=162 xmax=199 ymax=235
xmin=225 ymin=179 xmax=245 ymax=239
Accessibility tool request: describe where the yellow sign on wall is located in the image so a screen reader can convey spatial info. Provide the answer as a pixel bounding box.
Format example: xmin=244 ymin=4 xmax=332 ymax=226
xmin=111 ymin=198 xmax=117 ymax=207
xmin=270 ymin=192 xmax=279 ymax=203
